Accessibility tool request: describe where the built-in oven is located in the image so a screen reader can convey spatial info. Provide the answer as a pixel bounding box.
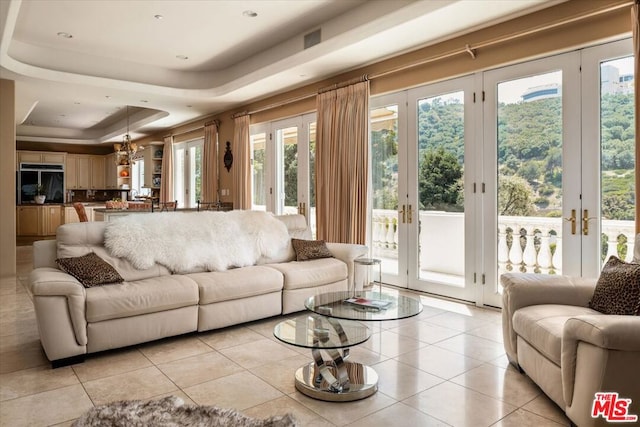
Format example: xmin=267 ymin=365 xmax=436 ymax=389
xmin=18 ymin=163 xmax=65 ymax=204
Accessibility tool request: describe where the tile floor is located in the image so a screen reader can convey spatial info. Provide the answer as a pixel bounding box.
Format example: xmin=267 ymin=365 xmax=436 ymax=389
xmin=0 ymin=246 xmax=572 ymax=426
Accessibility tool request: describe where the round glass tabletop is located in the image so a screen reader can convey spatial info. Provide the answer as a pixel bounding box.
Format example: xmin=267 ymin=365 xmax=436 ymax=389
xmin=273 ymin=314 xmax=371 ymax=349
xmin=305 ymin=291 xmax=423 ymax=321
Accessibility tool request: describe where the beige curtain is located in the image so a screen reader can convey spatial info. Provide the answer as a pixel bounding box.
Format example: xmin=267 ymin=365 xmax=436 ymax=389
xmin=315 ymin=80 xmax=369 ymax=244
xmin=633 ymin=2 xmax=639 ymax=233
xmin=159 ymin=135 xmax=173 ymax=203
xmin=202 ymin=122 xmax=218 ymax=203
xmin=232 ymin=115 xmax=251 ymax=210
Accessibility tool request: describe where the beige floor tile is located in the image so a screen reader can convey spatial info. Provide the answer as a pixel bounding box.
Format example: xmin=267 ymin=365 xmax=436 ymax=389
xmin=82 ymin=366 xmax=178 ymax=405
xmin=0 ymin=314 xmax=38 ymax=338
xmin=373 ymin=358 xmax=444 ymax=400
xmin=157 ymin=350 xmax=244 ymax=388
xmin=0 ymin=341 xmax=49 ymax=374
xmin=290 ymin=389 xmax=397 ymax=426
xmin=521 ymin=394 xmax=571 ymax=426
xmin=343 ymin=344 xmax=390 ymax=366
xmin=0 ymin=384 xmax=93 ymax=427
xmin=426 ymin=311 xmax=491 ymax=332
xmin=396 ymin=345 xmax=484 ymax=379
xmin=359 ymin=330 xmax=427 ymax=358
xmin=0 ymin=294 xmax=34 ymax=313
xmin=139 ymin=335 xmax=213 ymax=364
xmin=433 ymin=334 xmax=505 ymax=362
xmin=198 ymin=325 xmax=266 ymax=350
xmin=246 ymin=316 xmax=296 ymax=339
xmin=250 ymin=354 xmax=312 ymax=394
xmin=403 ymin=381 xmax=517 ymax=427
xmin=183 ymin=371 xmax=283 ymax=410
xmin=218 ymin=338 xmax=299 ymax=369
xmin=0 ymin=277 xmax=26 ymax=296
xmin=466 ymin=322 xmax=504 ymax=343
xmin=243 ymin=395 xmax=332 ymax=426
xmin=0 ymin=326 xmax=40 ymax=349
xmin=449 ymin=364 xmax=541 ymax=407
xmin=72 ymin=349 xmax=153 ymax=382
xmin=487 ymin=354 xmax=512 ymax=369
xmin=0 ymin=365 xmax=78 ymax=401
xmin=389 ymin=320 xmax=462 ymax=344
xmin=346 ymin=402 xmax=451 ymax=427
xmin=491 ymin=408 xmax=566 ymax=426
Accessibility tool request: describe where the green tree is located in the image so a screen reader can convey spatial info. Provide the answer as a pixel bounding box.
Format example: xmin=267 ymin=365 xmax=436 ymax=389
xmin=498 ymin=175 xmax=535 ymax=216
xmin=418 ymin=147 xmax=463 ymax=211
xmin=371 ymin=127 xmax=399 ymax=210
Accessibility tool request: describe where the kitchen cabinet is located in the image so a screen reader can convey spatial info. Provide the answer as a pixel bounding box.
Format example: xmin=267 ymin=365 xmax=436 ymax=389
xmin=17 ymin=151 xmax=66 ymax=169
xmin=105 ymin=154 xmax=118 ymax=189
xmin=64 ymin=205 xmax=100 ymax=223
xmin=90 ymin=156 xmax=105 ymax=189
xmin=66 ymin=154 xmax=91 ymax=189
xmin=17 ymin=205 xmax=63 ymax=236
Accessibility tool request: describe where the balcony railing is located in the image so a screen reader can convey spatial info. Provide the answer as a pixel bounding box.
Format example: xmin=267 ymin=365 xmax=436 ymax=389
xmin=372 ymin=209 xmax=636 ymax=278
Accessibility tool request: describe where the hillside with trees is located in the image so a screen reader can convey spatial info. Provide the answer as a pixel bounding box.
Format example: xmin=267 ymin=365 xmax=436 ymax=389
xmin=371 ymin=92 xmax=635 ymax=221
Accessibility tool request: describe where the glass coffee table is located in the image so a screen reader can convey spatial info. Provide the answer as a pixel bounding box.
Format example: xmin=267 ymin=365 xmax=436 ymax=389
xmin=274 ymin=291 xmax=422 ymax=401
xmin=273 ymin=314 xmax=376 ymax=401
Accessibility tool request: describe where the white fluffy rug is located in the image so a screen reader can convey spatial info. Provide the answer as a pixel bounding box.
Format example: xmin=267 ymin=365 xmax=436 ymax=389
xmin=72 ymin=395 xmax=297 ymax=427
xmin=104 ymin=210 xmax=290 ymax=273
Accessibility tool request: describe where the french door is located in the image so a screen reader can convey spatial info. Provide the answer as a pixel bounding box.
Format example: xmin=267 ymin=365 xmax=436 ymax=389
xmin=370 ymin=38 xmax=635 ymax=307
xmin=250 ymin=114 xmax=316 ymax=230
xmin=173 ymin=138 xmax=203 ymax=209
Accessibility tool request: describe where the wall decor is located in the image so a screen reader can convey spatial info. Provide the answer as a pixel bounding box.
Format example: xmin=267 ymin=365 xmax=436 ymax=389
xmin=224 ymin=141 xmax=233 ymax=172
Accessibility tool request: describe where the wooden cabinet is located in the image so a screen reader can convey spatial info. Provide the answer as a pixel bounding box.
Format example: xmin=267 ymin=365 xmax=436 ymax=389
xmin=143 ymin=144 xmax=163 ymax=189
xmin=17 ymin=205 xmax=63 ymax=236
xmin=66 ymin=154 xmax=91 ymax=189
xmin=105 ymin=154 xmax=118 ymax=189
xmin=17 ymin=151 xmax=66 ymax=168
xmin=64 ymin=205 xmax=100 ymax=223
xmin=90 ymin=156 xmax=105 ymax=189
xmin=16 ymin=206 xmax=40 ymax=236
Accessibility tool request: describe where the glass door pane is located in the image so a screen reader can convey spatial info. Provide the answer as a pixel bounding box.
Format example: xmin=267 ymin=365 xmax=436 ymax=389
xmin=496 ymin=70 xmax=564 ymax=276
xmin=371 ymin=103 xmax=401 ymax=280
xmin=277 ymin=125 xmax=298 ymax=215
xmin=408 ymin=77 xmax=476 ymax=302
xmin=308 ymin=121 xmax=317 ymax=237
xmin=250 ymin=131 xmax=267 ymax=211
xmin=599 ymin=55 xmax=635 ymax=264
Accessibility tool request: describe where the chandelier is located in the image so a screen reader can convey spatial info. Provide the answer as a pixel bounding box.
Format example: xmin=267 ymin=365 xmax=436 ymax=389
xmin=113 ymin=106 xmax=143 ymax=165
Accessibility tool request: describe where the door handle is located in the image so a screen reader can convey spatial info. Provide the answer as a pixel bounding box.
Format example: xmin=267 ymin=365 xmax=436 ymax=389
xmin=407 ymin=204 xmax=412 ymax=224
xmin=582 ymin=209 xmax=596 ymax=236
xmin=399 ymin=205 xmax=406 ymax=224
xmin=564 ymin=209 xmax=576 ymax=235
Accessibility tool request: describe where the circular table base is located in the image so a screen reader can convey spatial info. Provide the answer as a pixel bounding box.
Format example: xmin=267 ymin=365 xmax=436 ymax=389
xmin=294 ymin=361 xmax=378 ymax=402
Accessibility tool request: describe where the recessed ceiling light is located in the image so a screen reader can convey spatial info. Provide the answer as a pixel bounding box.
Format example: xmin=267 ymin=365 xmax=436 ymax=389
xmin=186 ymin=105 xmax=193 ymax=108
xmin=140 ymin=100 xmax=148 ymax=103
xmin=154 ymin=14 xmax=163 ymax=20
xmin=176 ymin=55 xmax=189 ymax=60
xmin=243 ymin=10 xmax=258 ymax=18
xmin=74 ymin=101 xmax=81 ymax=105
xmin=105 ymin=95 xmax=111 ymax=99
xmin=57 ymin=32 xmax=73 ymax=39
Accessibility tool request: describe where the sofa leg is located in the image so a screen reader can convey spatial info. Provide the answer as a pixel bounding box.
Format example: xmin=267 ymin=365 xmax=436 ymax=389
xmin=51 ymin=355 xmax=85 ymax=369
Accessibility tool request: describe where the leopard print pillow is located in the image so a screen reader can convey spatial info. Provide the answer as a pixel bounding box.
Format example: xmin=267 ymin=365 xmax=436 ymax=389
xmin=291 ymin=239 xmax=333 ymax=261
xmin=589 ymin=256 xmax=640 ymax=315
xmin=56 ymin=252 xmax=124 ymax=288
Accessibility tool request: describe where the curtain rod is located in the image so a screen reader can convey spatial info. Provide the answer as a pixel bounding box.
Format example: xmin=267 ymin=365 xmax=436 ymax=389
xmin=204 ymin=1 xmax=634 ymax=120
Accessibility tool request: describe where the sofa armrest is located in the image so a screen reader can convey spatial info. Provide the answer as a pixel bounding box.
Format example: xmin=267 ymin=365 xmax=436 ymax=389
xmin=33 ymin=239 xmax=58 ymax=269
xmin=500 ymin=273 xmax=597 ymax=366
xmin=29 ymin=267 xmax=88 ymax=353
xmin=562 ymin=315 xmax=640 ymax=420
xmin=325 ymin=243 xmax=368 ymax=290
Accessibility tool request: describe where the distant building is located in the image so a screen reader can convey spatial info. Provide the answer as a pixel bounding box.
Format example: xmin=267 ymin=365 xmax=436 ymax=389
xmin=601 ymin=65 xmax=633 ymax=95
xmin=521 ymin=83 xmax=561 ymax=102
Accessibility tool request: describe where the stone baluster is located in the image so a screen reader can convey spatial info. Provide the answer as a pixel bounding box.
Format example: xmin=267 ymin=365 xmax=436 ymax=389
xmin=605 ymin=232 xmax=618 ymax=261
xmin=509 ymin=225 xmax=524 ymax=272
xmin=537 ymin=228 xmax=553 ymax=274
xmin=497 ymin=223 xmax=510 ymax=275
xmin=553 ymin=233 xmax=563 ymax=274
xmin=627 ymin=232 xmax=636 ymax=262
xmin=521 ymin=226 xmax=537 ymax=273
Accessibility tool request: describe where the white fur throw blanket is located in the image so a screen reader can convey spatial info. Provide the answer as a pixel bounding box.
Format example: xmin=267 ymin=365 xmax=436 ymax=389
xmin=104 ymin=210 xmax=291 ymax=273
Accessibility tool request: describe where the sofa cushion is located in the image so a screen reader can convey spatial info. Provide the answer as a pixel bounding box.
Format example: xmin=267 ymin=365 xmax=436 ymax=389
xmin=188 ymin=266 xmax=284 ymax=305
xmin=589 ymin=256 xmax=640 ymax=315
xmin=512 ymin=304 xmax=600 ymax=366
xmin=266 ymin=258 xmax=347 ymax=291
xmin=56 ymin=252 xmax=123 ymax=287
xmin=85 ymin=275 xmax=199 ymax=323
xmin=291 ymin=239 xmax=333 ymax=261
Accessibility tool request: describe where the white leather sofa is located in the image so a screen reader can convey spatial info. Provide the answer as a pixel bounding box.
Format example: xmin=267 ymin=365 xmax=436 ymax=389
xmin=29 ymin=214 xmax=367 ymax=367
xmin=501 ymin=243 xmax=640 ymax=427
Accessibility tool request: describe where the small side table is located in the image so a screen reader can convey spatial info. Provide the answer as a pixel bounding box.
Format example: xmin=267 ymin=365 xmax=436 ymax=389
xmin=353 ymin=257 xmax=382 ymax=295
